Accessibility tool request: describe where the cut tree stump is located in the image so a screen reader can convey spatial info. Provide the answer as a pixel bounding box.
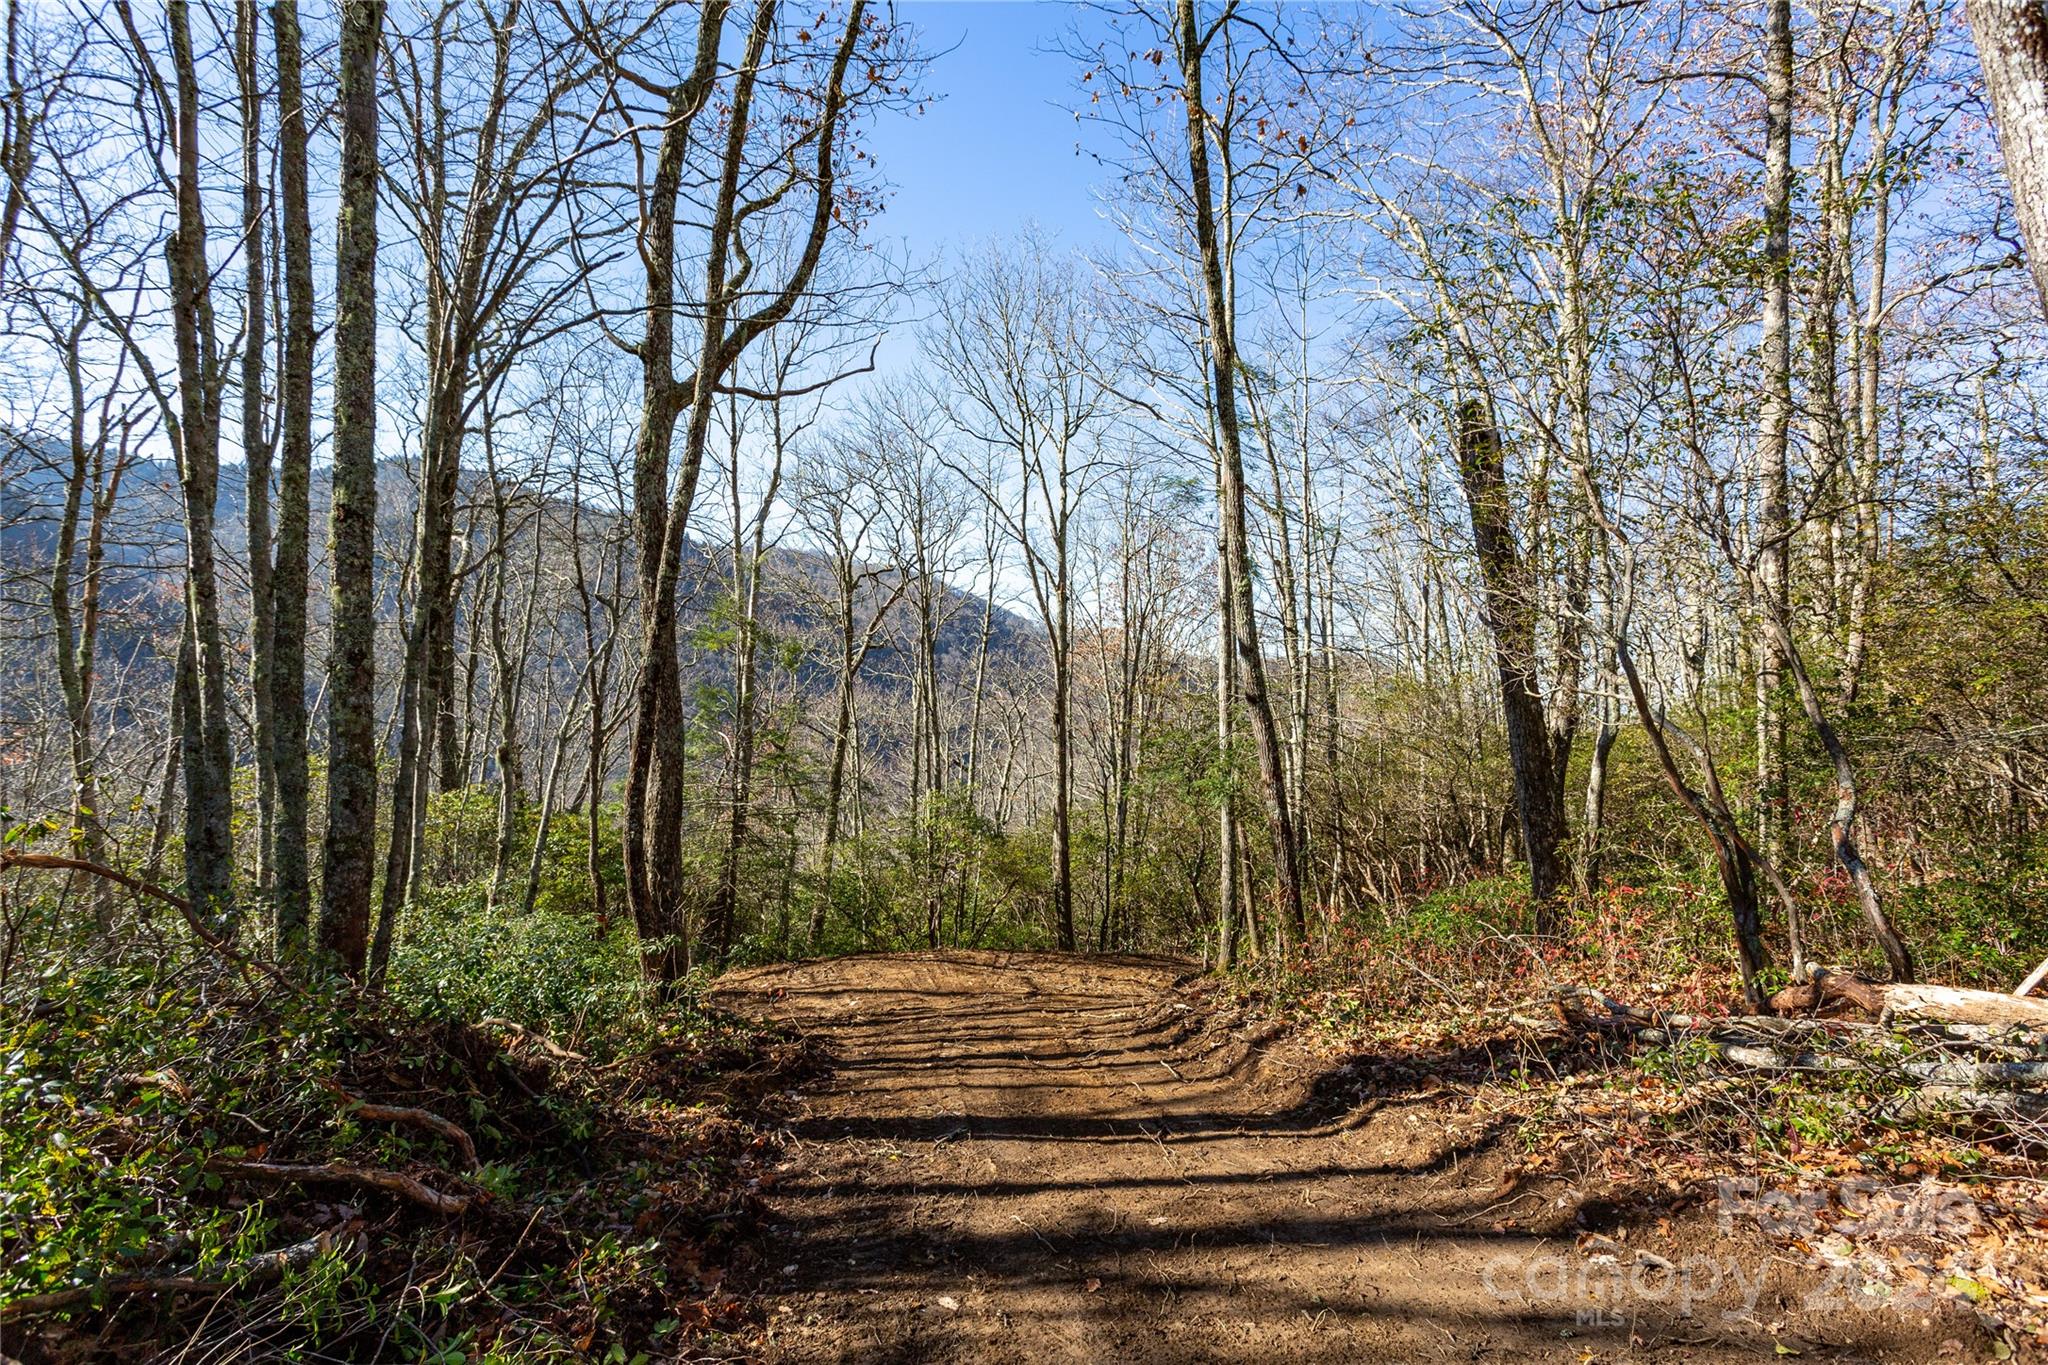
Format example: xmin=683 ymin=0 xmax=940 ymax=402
xmin=1769 ymin=968 xmax=1884 ymax=1016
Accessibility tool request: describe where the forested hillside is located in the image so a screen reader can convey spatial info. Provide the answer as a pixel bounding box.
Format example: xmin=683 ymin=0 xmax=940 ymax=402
xmin=3 ymin=0 xmax=2048 ymax=1358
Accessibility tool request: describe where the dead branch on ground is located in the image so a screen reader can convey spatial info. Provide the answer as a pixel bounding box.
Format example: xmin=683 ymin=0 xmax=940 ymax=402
xmin=207 ymin=1158 xmax=473 ymax=1215
xmin=320 ymin=1077 xmax=481 ymax=1169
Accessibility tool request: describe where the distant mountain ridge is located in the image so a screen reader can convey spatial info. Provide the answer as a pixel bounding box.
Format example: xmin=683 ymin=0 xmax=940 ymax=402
xmin=1 ymin=440 xmax=1045 ymax=715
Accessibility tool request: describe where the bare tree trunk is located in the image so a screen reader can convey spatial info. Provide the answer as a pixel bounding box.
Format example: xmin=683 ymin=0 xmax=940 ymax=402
xmin=808 ymin=545 xmax=900 ymax=948
xmin=906 ymin=559 xmax=946 ymax=950
xmin=708 ymin=387 xmax=787 ymax=959
xmin=1051 ymin=546 xmax=1074 ymax=951
xmin=1576 ymin=655 xmax=1618 ymax=902
xmin=614 ymin=0 xmax=729 ymax=987
xmin=519 ymin=679 xmax=587 ymax=918
xmin=569 ymin=487 xmax=619 ymax=935
xmin=1453 ymin=399 xmax=1570 ymax=931
xmin=432 ymin=584 xmax=465 ymax=794
xmin=1617 ymin=637 xmax=1772 ymax=1010
xmin=477 ymin=415 xmax=540 ymax=913
xmin=1965 ymin=0 xmax=2048 ymax=319
xmin=149 ymin=615 xmax=193 ymax=887
xmin=1756 ymin=0 xmax=1796 ymax=868
xmin=488 ymin=510 xmax=542 ymax=913
xmin=378 ymin=310 xmax=465 ymax=964
xmin=270 ymin=0 xmax=315 ymax=960
xmin=156 ymin=0 xmax=236 ymax=926
xmin=814 ymin=661 xmax=856 ymax=942
xmin=484 ymin=549 xmax=515 ymax=907
xmin=964 ymin=528 xmax=997 ymax=808
xmin=1840 ymin=129 xmax=1892 ymax=706
xmin=586 ymin=687 xmax=610 ymax=935
xmin=1317 ymin=526 xmax=1347 ymax=914
xmin=47 ymin=311 xmax=117 ymax=924
xmin=236 ymin=0 xmax=275 ymax=910
xmin=317 ymin=0 xmax=382 ymax=979
xmin=617 ymin=0 xmax=869 ymax=986
xmin=1752 ymin=607 xmax=1917 ymax=980
xmin=1173 ymin=0 xmax=1304 ymax=944
xmin=0 ymin=1 xmax=35 ymax=272
xmin=1805 ymin=77 xmax=1850 ymax=640
xmin=640 ymin=5 xmax=782 ymax=977
xmin=1215 ymin=514 xmax=1239 ymax=970
xmin=372 ymin=2 xmax=604 ymax=950
xmin=1253 ymin=396 xmax=1310 ymax=885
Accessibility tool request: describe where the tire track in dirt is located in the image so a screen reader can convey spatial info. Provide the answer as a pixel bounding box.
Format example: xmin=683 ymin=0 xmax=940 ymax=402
xmin=711 ymin=951 xmax=1972 ymax=1362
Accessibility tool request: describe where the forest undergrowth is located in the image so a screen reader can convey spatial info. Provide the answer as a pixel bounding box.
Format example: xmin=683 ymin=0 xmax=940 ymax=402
xmin=1 ymin=876 xmax=813 ymax=1364
xmin=1218 ymin=869 xmax=2048 ymax=1347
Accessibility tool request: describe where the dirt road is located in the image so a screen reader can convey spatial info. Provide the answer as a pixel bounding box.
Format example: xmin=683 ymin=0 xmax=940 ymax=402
xmin=711 ymin=952 xmax=1974 ymax=1362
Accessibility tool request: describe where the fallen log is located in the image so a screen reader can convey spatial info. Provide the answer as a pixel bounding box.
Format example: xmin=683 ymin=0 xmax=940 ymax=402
xmin=1880 ymin=984 xmax=2048 ymax=1031
xmin=1703 ymin=1015 xmax=1878 ymax=1043
xmin=1706 ymin=1043 xmax=2048 ymax=1089
xmin=1711 ymin=1042 xmax=1859 ymax=1074
xmin=1899 ymin=1059 xmax=2048 ymax=1087
xmin=1889 ymin=1086 xmax=2048 ymax=1124
xmin=1931 ymin=1024 xmax=2044 ymax=1056
xmin=1512 ymin=978 xmax=2048 ymax=1139
xmin=1522 ymin=979 xmax=2048 ymax=1067
xmin=1773 ymin=969 xmax=2048 ymax=1031
xmin=207 ymin=1158 xmax=472 ymax=1215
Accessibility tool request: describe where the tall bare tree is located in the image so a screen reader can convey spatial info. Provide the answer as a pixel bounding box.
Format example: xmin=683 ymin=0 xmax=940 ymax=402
xmin=1453 ymin=398 xmax=1573 ymax=928
xmin=20 ymin=293 xmax=142 ymax=918
xmin=926 ymin=237 xmax=1114 ymax=952
xmin=1755 ymin=0 xmax=1797 ymax=871
xmin=107 ymin=0 xmax=238 ymax=924
xmin=1169 ymin=0 xmax=1306 ymax=941
xmin=372 ymin=0 xmax=613 ymax=975
xmin=318 ymin=0 xmax=384 ymax=978
xmin=604 ymin=0 xmax=894 ymax=982
xmin=789 ymin=432 xmax=908 ymax=947
xmin=270 ymin=0 xmax=315 ymax=957
xmin=235 ymin=0 xmax=276 ymax=905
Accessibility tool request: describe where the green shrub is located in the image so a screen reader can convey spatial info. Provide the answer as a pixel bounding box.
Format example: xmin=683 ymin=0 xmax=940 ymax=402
xmin=388 ymin=891 xmax=660 ymax=1059
xmin=1397 ymin=872 xmax=1531 ymax=947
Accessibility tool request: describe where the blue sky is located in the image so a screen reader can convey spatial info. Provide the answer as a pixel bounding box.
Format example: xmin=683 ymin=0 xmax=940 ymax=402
xmin=862 ymin=3 xmax=1126 ymax=268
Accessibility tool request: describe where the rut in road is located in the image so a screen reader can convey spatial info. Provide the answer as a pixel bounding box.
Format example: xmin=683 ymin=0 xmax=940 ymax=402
xmin=710 ymin=951 xmax=1969 ymax=1363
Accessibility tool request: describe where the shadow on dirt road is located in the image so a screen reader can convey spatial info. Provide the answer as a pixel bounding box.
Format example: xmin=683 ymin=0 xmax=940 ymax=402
xmin=711 ymin=951 xmax=1978 ymax=1363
